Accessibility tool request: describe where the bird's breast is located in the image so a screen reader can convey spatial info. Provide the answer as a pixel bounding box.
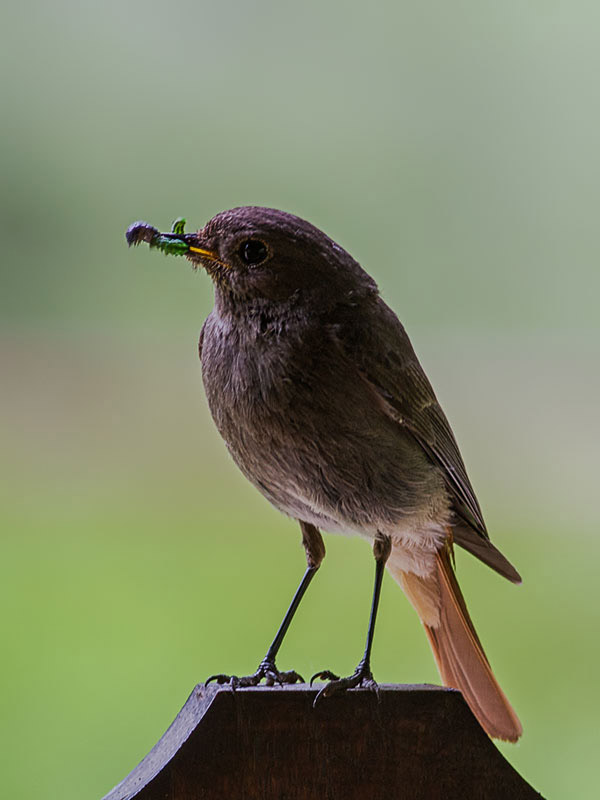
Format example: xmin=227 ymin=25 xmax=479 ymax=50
xmin=199 ymin=309 xmax=447 ymax=534
xmin=200 ymin=311 xmax=307 ymax=427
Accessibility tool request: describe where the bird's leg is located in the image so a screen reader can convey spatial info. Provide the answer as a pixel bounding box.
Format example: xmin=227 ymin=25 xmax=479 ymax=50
xmin=206 ymin=522 xmax=325 ymax=688
xmin=311 ymin=532 xmax=392 ymax=702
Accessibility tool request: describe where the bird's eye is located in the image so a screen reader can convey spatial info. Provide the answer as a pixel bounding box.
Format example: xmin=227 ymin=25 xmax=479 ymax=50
xmin=239 ymin=239 xmax=268 ymax=266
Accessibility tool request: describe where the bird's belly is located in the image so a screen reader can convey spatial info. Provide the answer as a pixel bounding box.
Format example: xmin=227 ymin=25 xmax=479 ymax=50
xmin=220 ymin=413 xmax=450 ymax=578
xmin=206 ymin=384 xmax=445 ymax=533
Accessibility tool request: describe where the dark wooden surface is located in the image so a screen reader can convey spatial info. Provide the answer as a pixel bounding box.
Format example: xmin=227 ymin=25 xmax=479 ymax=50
xmin=102 ymin=684 xmax=542 ymax=800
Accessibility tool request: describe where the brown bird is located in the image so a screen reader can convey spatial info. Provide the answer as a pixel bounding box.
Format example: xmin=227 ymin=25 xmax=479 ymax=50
xmin=127 ymin=207 xmax=522 ymax=742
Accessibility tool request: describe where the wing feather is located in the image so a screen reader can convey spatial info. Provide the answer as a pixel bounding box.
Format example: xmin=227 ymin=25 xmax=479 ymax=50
xmin=327 ymin=297 xmax=488 ymax=540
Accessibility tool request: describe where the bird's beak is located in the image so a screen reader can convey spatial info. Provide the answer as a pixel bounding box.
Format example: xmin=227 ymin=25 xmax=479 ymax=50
xmin=187 ymin=238 xmax=231 ymax=271
xmin=126 ymin=219 xmax=229 ymax=269
xmin=188 ymin=244 xmax=217 ymax=259
xmin=187 ymin=243 xmax=231 ymax=271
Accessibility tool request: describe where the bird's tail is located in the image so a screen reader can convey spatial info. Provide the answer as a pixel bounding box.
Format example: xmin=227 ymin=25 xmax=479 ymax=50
xmin=387 ymin=542 xmax=522 ymax=742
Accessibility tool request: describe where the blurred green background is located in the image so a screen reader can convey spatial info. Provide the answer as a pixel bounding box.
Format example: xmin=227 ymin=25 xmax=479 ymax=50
xmin=1 ymin=1 xmax=599 ymax=797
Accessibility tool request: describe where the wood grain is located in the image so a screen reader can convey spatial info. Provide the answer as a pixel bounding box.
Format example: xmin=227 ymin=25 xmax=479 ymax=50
xmin=102 ymin=684 xmax=542 ymax=800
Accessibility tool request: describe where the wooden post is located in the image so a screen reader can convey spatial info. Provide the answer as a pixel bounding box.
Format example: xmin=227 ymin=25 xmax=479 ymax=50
xmin=102 ymin=684 xmax=543 ymax=800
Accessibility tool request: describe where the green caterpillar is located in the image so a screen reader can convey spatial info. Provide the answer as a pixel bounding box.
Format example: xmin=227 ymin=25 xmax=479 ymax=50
xmin=149 ymin=235 xmax=189 ymax=256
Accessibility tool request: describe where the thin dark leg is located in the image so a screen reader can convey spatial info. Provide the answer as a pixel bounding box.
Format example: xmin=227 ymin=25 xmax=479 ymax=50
xmin=263 ymin=565 xmax=318 ymax=664
xmin=207 ymin=522 xmax=325 ymax=688
xmin=311 ymin=533 xmax=392 ymax=702
xmin=359 ymin=540 xmax=389 ymax=671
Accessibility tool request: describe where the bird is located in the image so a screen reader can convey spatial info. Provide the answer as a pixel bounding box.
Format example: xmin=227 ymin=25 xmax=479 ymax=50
xmin=126 ymin=207 xmax=523 ymax=742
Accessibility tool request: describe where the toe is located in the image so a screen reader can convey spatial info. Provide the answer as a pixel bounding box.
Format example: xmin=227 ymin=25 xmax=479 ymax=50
xmin=235 ymin=673 xmax=260 ymax=688
xmin=310 ymin=670 xmax=340 ymax=686
xmin=205 ymin=674 xmax=233 ymax=686
xmin=279 ymin=669 xmax=305 ymax=684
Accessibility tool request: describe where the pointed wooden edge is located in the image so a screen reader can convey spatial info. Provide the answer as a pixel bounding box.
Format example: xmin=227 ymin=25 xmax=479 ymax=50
xmin=102 ymin=683 xmax=216 ymax=800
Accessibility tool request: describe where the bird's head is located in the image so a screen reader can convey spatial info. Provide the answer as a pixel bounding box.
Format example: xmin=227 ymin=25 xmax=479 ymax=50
xmin=126 ymin=206 xmax=377 ymax=310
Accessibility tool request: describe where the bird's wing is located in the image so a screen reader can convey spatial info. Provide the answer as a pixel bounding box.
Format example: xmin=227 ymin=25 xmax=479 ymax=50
xmin=327 ymin=297 xmax=488 ymax=540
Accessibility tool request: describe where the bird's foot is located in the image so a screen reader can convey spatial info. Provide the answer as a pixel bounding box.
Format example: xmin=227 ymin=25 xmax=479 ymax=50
xmin=206 ymin=658 xmax=304 ymax=689
xmin=310 ymin=659 xmax=379 ymax=705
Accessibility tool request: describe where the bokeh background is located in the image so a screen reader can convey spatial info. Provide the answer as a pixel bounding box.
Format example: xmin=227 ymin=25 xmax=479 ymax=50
xmin=2 ymin=2 xmax=599 ymax=797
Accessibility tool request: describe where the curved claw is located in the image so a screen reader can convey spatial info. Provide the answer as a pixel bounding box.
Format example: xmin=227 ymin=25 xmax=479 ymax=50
xmin=310 ymin=662 xmax=380 ymax=707
xmin=309 ymin=670 xmax=340 ymax=687
xmin=205 ymin=673 xmax=240 ymax=688
xmin=313 ymin=684 xmax=330 ymax=707
xmin=276 ymin=669 xmax=305 ymax=685
xmin=205 ymin=663 xmax=304 ymax=690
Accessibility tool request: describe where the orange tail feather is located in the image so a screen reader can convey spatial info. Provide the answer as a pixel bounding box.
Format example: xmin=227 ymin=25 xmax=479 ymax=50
xmin=388 ymin=545 xmax=522 ymax=742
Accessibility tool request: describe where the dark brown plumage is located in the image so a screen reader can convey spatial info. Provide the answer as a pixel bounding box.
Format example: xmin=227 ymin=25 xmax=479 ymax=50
xmin=127 ymin=206 xmax=522 ymax=741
